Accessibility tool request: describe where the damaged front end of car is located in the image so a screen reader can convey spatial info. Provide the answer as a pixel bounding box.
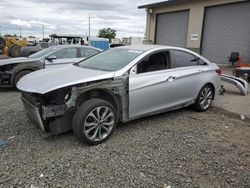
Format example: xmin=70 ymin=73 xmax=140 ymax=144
xmin=21 ymin=86 xmax=77 ymax=135
xmin=0 ymin=64 xmax=15 ymax=87
xmin=20 ymin=77 xmax=128 ymax=136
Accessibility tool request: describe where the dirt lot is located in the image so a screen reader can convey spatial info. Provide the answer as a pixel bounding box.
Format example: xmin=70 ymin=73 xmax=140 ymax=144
xmin=0 ymin=90 xmax=249 ymax=188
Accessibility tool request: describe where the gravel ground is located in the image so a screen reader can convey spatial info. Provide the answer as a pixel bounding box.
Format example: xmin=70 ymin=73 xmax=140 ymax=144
xmin=0 ymin=90 xmax=249 ymax=188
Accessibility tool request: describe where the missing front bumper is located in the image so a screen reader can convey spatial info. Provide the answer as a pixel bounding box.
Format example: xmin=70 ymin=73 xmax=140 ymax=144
xmin=0 ymin=72 xmax=12 ymax=87
xmin=21 ymin=97 xmax=45 ymax=132
xmin=22 ymin=96 xmax=75 ymax=135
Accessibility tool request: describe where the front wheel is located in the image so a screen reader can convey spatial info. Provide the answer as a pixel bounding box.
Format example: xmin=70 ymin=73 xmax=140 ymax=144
xmin=14 ymin=70 xmax=32 ymax=88
xmin=193 ymin=85 xmax=214 ymax=112
xmin=72 ymin=99 xmax=117 ymax=145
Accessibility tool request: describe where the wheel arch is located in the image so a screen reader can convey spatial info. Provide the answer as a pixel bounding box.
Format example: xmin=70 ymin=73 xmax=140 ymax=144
xmin=201 ymin=82 xmax=215 ymax=99
xmin=13 ymin=68 xmax=35 ymax=84
xmin=76 ymin=88 xmax=120 ymax=111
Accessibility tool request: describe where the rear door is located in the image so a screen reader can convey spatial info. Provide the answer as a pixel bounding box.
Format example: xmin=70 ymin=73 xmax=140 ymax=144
xmin=45 ymin=47 xmax=78 ymax=67
xmin=169 ymin=50 xmax=208 ymax=101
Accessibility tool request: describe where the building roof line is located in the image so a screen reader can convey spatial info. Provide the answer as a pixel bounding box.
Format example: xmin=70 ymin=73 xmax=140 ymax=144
xmin=138 ymin=0 xmax=190 ymax=9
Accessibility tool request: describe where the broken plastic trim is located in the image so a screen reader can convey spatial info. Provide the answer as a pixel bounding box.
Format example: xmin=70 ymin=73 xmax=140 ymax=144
xmin=221 ymin=74 xmax=248 ymax=96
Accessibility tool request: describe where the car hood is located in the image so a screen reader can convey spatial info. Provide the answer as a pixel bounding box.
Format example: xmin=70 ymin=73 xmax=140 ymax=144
xmin=17 ymin=64 xmax=115 ymax=94
xmin=0 ymin=57 xmax=39 ymax=66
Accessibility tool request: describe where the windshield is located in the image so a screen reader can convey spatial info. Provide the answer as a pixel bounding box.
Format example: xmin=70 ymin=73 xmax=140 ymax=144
xmin=29 ymin=47 xmax=57 ymax=58
xmin=78 ymin=48 xmax=143 ymax=71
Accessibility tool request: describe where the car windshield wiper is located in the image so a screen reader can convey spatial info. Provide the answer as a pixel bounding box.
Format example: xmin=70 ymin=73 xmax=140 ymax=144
xmin=73 ymin=62 xmax=80 ymax=67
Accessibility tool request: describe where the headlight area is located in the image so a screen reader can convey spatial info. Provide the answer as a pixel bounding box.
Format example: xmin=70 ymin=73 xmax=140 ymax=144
xmin=41 ymin=87 xmax=77 ymax=135
xmin=21 ymin=87 xmax=77 ymax=135
xmin=0 ymin=65 xmax=15 ymax=87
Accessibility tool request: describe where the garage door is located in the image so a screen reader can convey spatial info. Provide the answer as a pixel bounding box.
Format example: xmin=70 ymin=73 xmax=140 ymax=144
xmin=155 ymin=10 xmax=189 ymax=47
xmin=202 ymin=2 xmax=250 ymax=64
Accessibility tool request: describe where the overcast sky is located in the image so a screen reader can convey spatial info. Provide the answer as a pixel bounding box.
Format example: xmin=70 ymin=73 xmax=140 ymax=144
xmin=0 ymin=0 xmax=161 ymax=39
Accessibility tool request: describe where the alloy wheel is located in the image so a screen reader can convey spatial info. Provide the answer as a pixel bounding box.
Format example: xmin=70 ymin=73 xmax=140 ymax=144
xmin=199 ymin=87 xmax=213 ymax=110
xmin=83 ymin=106 xmax=115 ymax=142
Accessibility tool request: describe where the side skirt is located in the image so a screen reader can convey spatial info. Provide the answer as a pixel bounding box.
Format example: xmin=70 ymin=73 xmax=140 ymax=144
xmin=123 ymin=100 xmax=195 ymax=123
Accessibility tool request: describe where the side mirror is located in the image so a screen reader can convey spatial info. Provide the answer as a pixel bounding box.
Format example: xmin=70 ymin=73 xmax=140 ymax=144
xmin=129 ymin=65 xmax=137 ymax=75
xmin=46 ymin=55 xmax=57 ymax=61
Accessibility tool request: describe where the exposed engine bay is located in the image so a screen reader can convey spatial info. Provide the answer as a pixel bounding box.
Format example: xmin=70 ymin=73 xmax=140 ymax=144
xmin=21 ymin=77 xmax=128 ymax=136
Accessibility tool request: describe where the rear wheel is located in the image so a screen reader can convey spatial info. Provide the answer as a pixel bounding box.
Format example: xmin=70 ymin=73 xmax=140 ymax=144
xmin=73 ymin=99 xmax=117 ymax=145
xmin=193 ymin=84 xmax=214 ymax=112
xmin=14 ymin=70 xmax=32 ymax=88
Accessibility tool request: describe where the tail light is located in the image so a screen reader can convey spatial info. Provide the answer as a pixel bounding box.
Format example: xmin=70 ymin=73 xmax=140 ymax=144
xmin=215 ymin=69 xmax=221 ymax=75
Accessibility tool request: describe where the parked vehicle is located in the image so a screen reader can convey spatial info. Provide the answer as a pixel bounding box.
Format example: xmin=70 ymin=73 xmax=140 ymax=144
xmin=17 ymin=45 xmax=221 ymax=145
xmin=20 ymin=42 xmax=55 ymax=57
xmin=109 ymin=43 xmax=125 ymax=48
xmin=0 ymin=37 xmax=28 ymax=57
xmin=49 ymin=34 xmax=86 ymax=45
xmin=0 ymin=45 xmax=101 ymax=88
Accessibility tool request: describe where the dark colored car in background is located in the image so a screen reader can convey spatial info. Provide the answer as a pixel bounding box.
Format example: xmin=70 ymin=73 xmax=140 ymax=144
xmin=109 ymin=43 xmax=125 ymax=48
xmin=20 ymin=42 xmax=55 ymax=57
xmin=0 ymin=45 xmax=101 ymax=88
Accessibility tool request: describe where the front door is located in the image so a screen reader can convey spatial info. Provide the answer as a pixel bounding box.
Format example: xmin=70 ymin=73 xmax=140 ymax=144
xmin=129 ymin=51 xmax=177 ymax=118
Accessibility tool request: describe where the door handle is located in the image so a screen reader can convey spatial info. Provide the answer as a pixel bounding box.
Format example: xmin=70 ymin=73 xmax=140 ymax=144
xmin=167 ymin=76 xmax=176 ymax=82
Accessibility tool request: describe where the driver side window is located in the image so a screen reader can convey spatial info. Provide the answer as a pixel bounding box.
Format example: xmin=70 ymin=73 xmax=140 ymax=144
xmin=137 ymin=51 xmax=170 ymax=74
xmin=53 ymin=48 xmax=77 ymax=59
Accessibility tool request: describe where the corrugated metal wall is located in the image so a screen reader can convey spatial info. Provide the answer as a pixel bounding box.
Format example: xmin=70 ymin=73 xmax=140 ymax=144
xmin=201 ymin=2 xmax=250 ymax=64
xmin=155 ymin=10 xmax=189 ymax=47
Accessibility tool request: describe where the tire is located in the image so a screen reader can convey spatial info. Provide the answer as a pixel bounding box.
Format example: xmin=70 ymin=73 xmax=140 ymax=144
xmin=193 ymin=84 xmax=214 ymax=112
xmin=73 ymin=98 xmax=117 ymax=145
xmin=10 ymin=45 xmax=21 ymax=57
xmin=8 ymin=45 xmax=14 ymax=56
xmin=0 ymin=37 xmax=5 ymax=49
xmin=14 ymin=70 xmax=32 ymax=88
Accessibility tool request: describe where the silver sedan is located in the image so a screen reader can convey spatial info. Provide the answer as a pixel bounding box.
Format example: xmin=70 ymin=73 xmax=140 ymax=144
xmin=17 ymin=45 xmax=221 ymax=145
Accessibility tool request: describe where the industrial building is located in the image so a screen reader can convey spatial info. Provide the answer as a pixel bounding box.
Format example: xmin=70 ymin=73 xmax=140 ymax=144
xmin=122 ymin=37 xmax=143 ymax=45
xmin=139 ymin=0 xmax=250 ymax=65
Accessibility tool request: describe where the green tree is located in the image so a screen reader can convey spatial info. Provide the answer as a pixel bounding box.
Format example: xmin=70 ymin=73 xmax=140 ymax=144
xmin=28 ymin=35 xmax=36 ymax=38
xmin=4 ymin=34 xmax=18 ymax=37
xmin=98 ymin=28 xmax=116 ymax=42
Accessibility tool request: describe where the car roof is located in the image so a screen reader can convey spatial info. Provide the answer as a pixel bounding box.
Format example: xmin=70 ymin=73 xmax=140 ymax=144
xmin=117 ymin=44 xmax=201 ymax=55
xmin=118 ymin=44 xmax=164 ymax=51
xmin=49 ymin=44 xmax=102 ymax=51
xmin=117 ymin=44 xmax=189 ymax=52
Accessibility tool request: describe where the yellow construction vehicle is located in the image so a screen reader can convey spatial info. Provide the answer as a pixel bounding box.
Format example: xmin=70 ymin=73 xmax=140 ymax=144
xmin=0 ymin=37 xmax=27 ymax=57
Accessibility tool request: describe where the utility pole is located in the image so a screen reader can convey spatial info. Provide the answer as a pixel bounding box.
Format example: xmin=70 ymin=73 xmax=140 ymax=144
xmin=88 ymin=14 xmax=90 ymax=40
xmin=19 ymin=27 xmax=22 ymax=38
xmin=42 ymin=25 xmax=45 ymax=40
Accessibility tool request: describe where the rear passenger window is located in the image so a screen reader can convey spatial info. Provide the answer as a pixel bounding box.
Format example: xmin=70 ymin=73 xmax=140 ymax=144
xmin=172 ymin=50 xmax=198 ymax=68
xmin=53 ymin=48 xmax=77 ymax=59
xmin=40 ymin=43 xmax=48 ymax=48
xmin=80 ymin=48 xmax=99 ymax=58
